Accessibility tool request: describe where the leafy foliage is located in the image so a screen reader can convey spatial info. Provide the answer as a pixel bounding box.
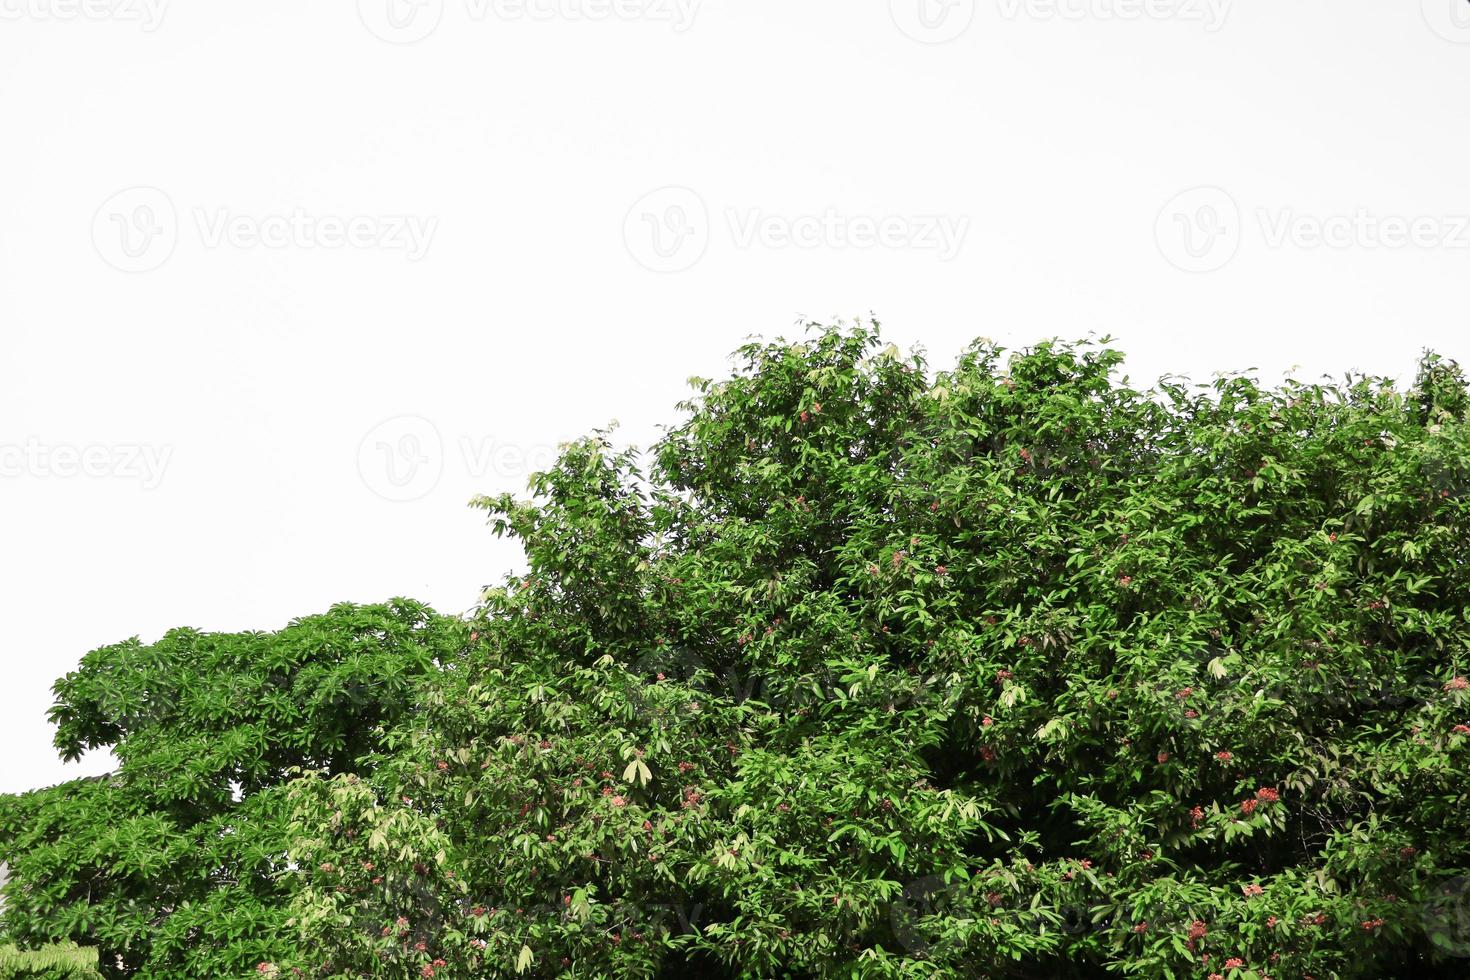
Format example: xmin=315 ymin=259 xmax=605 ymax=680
xmin=0 ymin=601 xmax=464 ymax=977
xmin=0 ymin=943 xmax=101 ymax=979
xmin=6 ymin=323 xmax=1470 ymax=978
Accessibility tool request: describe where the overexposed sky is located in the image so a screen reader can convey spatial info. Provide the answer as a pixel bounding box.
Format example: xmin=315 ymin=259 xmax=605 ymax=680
xmin=2 ymin=1 xmax=1468 ymax=793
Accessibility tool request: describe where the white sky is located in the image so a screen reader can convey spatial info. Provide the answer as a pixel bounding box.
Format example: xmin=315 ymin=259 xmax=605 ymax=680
xmin=2 ymin=0 xmax=1468 ymax=794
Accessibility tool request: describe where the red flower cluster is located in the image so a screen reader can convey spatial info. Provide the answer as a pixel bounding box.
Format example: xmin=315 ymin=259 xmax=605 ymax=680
xmin=1215 ymin=750 xmax=1233 ymax=762
xmin=1190 ymin=805 xmax=1205 ymax=828
xmin=1444 ymin=676 xmax=1468 ymax=691
xmin=1224 ymin=958 xmax=1245 ymax=969
xmin=1255 ymin=787 xmax=1280 ymax=803
xmin=1241 ymin=798 xmax=1259 ymax=816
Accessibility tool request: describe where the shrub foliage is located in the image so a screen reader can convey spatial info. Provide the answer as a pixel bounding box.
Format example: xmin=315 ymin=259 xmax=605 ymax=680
xmin=4 ymin=324 xmax=1470 ymax=978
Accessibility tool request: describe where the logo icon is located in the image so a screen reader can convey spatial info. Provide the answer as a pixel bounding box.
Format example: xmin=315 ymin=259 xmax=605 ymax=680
xmin=1423 ymin=876 xmax=1470 ymax=958
xmin=1155 ymin=186 xmax=1241 ymax=273
xmin=890 ymin=875 xmax=967 ymax=958
xmin=623 ymin=187 xmax=709 ymax=273
xmin=92 ymin=186 xmax=178 ymax=273
xmin=358 ymin=416 xmax=444 ymax=502
xmin=1423 ymin=0 xmax=1470 ymax=43
xmin=358 ymin=0 xmax=444 ymax=44
xmin=890 ymin=0 xmax=976 ymax=44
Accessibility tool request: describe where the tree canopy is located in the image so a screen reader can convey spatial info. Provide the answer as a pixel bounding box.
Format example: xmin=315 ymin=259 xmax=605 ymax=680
xmin=4 ymin=323 xmax=1470 ymax=978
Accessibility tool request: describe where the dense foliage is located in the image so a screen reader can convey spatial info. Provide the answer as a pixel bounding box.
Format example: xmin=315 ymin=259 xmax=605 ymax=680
xmin=0 ymin=944 xmax=101 ymax=979
xmin=5 ymin=324 xmax=1470 ymax=978
xmin=0 ymin=601 xmax=463 ymax=977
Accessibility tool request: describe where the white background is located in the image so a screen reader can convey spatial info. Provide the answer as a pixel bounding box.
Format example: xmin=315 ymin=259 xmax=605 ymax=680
xmin=2 ymin=0 xmax=1468 ymax=794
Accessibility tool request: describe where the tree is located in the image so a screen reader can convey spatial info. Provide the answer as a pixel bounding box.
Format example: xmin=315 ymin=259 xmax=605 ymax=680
xmin=0 ymin=600 xmax=464 ymax=977
xmin=6 ymin=322 xmax=1470 ymax=978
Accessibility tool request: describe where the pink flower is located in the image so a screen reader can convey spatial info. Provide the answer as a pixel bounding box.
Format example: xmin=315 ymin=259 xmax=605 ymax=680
xmin=1157 ymin=751 xmax=1170 ymax=763
xmin=611 ymin=795 xmax=627 ymax=808
xmin=1445 ymin=676 xmax=1468 ymax=691
xmin=1215 ymin=750 xmax=1233 ymax=762
xmin=1242 ymin=883 xmax=1264 ymax=897
xmin=1224 ymin=958 xmax=1245 ymax=969
xmin=1255 ymin=787 xmax=1280 ymax=803
xmin=1241 ymin=798 xmax=1259 ymax=815
xmin=1453 ymin=724 xmax=1470 ymax=735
